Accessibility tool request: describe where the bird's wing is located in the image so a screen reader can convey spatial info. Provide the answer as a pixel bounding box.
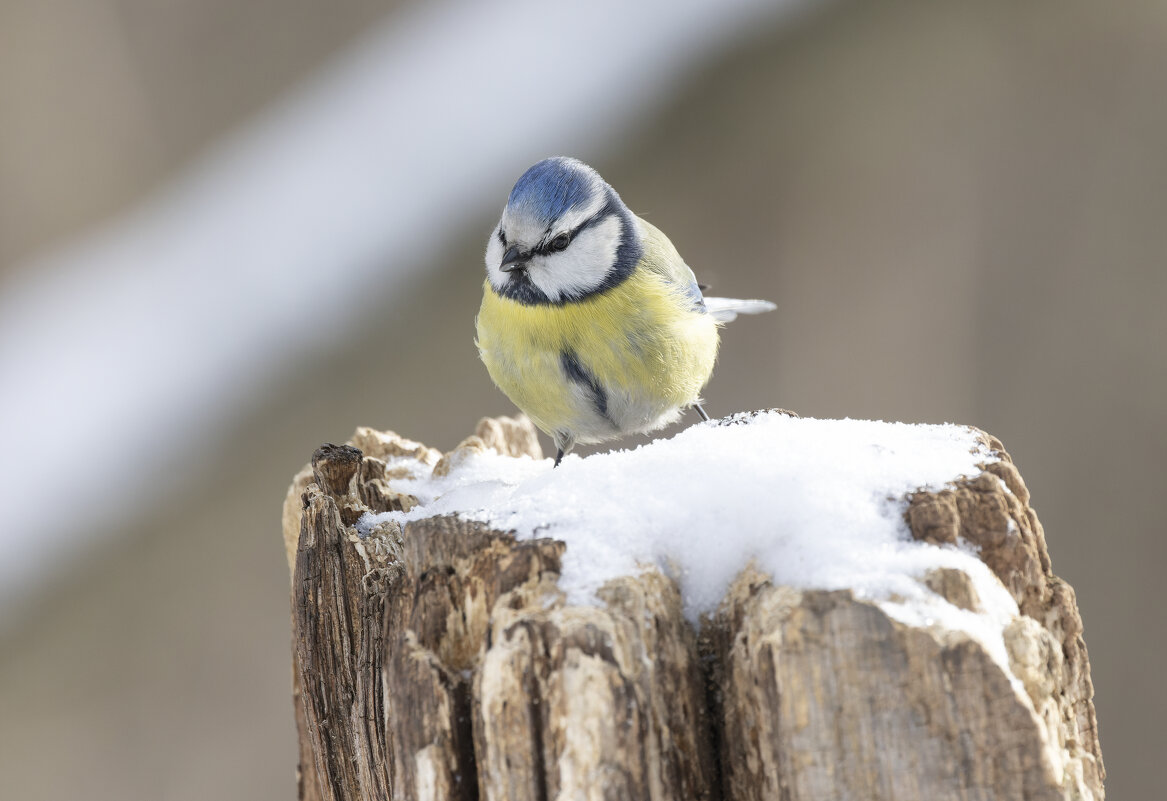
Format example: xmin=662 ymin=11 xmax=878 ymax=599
xmin=634 ymin=217 xmax=707 ymax=311
xmin=634 ymin=216 xmax=775 ymax=321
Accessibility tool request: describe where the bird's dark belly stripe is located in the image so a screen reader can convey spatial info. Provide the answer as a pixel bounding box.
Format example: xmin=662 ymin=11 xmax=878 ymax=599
xmin=560 ymin=350 xmax=614 ymax=426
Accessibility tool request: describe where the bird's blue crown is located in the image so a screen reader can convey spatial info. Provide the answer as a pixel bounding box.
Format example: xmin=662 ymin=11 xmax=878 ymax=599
xmin=507 ymin=157 xmax=602 ymax=223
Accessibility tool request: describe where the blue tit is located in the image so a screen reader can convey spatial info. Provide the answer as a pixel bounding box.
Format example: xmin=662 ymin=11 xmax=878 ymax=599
xmin=476 ymin=156 xmax=775 ymax=467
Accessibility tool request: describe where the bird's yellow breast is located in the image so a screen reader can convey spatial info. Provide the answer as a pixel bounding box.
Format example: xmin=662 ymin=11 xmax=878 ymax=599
xmin=476 ymin=268 xmax=718 ymax=441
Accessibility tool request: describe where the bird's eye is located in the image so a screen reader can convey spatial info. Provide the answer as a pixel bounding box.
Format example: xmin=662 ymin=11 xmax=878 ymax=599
xmin=549 ymin=233 xmax=571 ymax=252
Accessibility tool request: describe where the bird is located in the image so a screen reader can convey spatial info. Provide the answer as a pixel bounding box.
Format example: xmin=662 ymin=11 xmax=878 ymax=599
xmin=476 ymin=157 xmax=775 ymax=467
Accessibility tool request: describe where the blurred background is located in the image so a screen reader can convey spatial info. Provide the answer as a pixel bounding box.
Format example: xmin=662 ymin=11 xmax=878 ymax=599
xmin=1 ymin=0 xmax=1162 ymax=797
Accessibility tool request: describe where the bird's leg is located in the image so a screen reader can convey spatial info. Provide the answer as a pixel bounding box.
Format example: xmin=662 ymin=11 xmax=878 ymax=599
xmin=693 ymin=404 xmax=711 ymax=422
xmin=552 ymin=432 xmax=575 ymax=468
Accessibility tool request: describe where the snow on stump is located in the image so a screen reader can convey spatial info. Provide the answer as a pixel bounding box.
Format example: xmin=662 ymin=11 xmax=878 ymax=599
xmin=281 ymin=411 xmax=1104 ymax=801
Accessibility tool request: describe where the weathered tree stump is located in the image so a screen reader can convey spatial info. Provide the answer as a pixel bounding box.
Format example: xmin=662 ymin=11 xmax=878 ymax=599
xmin=281 ymin=417 xmax=1104 ymax=801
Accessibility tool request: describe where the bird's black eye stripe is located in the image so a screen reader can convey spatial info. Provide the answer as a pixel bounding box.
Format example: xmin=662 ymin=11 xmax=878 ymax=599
xmin=533 ymin=231 xmax=572 ymax=256
xmin=538 ymin=227 xmax=575 ymax=254
xmin=536 ymin=208 xmax=614 ymax=256
xmin=497 ymin=229 xmax=507 ymax=247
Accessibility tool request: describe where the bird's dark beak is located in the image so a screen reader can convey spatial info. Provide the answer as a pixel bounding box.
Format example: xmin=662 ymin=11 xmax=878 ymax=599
xmin=500 ymin=246 xmax=529 ymax=273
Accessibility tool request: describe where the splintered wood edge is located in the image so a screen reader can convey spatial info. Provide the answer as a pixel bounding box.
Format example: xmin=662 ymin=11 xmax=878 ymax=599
xmin=285 ymin=416 xmax=1104 ymax=801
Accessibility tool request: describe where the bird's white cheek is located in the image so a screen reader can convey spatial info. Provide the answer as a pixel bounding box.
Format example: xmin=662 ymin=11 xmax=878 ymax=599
xmin=484 ymin=227 xmax=505 ymax=287
xmin=529 ymin=216 xmax=621 ymax=301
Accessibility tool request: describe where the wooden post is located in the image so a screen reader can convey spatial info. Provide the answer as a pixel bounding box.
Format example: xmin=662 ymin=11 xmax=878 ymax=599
xmin=282 ymin=418 xmax=1104 ymax=801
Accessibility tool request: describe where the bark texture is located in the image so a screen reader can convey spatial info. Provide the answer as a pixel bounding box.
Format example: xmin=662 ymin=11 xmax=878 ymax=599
xmin=283 ymin=417 xmax=1104 ymax=801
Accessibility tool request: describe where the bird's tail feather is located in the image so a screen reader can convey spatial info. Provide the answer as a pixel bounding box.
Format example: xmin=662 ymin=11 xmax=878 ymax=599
xmin=704 ymin=296 xmax=776 ymax=323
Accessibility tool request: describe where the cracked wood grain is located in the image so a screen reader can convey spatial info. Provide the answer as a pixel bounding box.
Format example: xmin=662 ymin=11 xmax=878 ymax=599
xmin=284 ymin=419 xmax=1104 ymax=801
